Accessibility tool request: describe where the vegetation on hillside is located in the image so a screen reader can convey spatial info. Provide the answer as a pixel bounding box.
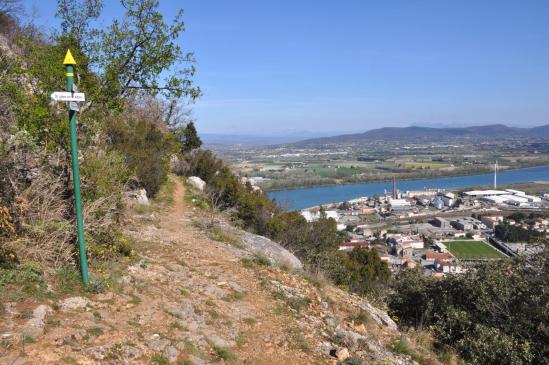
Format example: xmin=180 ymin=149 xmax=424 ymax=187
xmin=495 ymin=212 xmax=548 ymax=243
xmin=177 ymin=150 xmax=391 ymax=298
xmin=0 ymin=0 xmax=200 ymax=286
xmin=1 ymin=2 xmax=547 ymax=365
xmin=388 ymin=254 xmax=548 ymax=365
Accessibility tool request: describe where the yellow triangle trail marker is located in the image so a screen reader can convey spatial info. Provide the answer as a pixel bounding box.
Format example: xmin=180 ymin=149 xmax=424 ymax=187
xmin=63 ymin=49 xmax=76 ymax=65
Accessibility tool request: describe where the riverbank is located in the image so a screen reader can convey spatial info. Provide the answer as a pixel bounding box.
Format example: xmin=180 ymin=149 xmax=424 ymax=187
xmin=268 ymin=165 xmax=549 ymax=211
xmin=263 ymin=163 xmax=549 ymax=193
xmin=299 ymin=181 xmax=549 ymax=212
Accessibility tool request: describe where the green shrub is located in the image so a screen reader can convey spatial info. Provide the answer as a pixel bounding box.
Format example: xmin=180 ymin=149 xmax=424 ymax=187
xmin=389 ymin=255 xmax=548 ymax=365
xmin=86 ymin=327 xmax=104 ymax=336
xmin=54 ymin=267 xmax=85 ymax=296
xmin=348 ymin=310 xmax=372 ymax=326
xmin=252 ymin=253 xmax=271 ymax=266
xmin=391 ymin=335 xmax=412 ymax=356
xmin=88 ymin=228 xmax=133 ymax=261
xmin=0 ymin=244 xmax=18 ymax=269
xmin=80 ymin=149 xmax=129 ymax=202
xmin=0 ymin=262 xmax=47 ymax=300
xmin=150 ymin=354 xmax=170 ymax=365
xmin=287 ymin=297 xmax=311 ymax=313
xmin=214 ymin=347 xmax=237 ymax=362
xmin=107 ymin=114 xmax=178 ymax=197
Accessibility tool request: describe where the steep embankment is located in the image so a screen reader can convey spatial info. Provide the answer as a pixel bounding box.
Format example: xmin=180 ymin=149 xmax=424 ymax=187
xmin=0 ymin=177 xmax=431 ymax=364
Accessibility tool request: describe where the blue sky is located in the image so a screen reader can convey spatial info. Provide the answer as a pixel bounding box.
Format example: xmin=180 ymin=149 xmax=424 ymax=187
xmin=23 ymin=0 xmax=549 ymax=134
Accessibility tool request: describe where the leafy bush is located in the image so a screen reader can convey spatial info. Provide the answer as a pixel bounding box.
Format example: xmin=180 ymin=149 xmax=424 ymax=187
xmin=252 ymin=253 xmax=271 ymax=266
xmin=495 ymin=220 xmax=547 ymax=243
xmin=0 ymin=262 xmax=47 ymax=300
xmin=0 ymin=244 xmax=18 ymax=269
xmin=388 ymin=253 xmax=548 ymax=365
xmin=106 ymin=105 xmax=178 ymax=197
xmin=336 ymin=247 xmax=390 ymax=296
xmin=214 ymin=346 xmax=237 ymax=362
xmin=390 ymin=335 xmax=412 ymax=356
xmin=80 ymin=149 xmax=129 ymax=202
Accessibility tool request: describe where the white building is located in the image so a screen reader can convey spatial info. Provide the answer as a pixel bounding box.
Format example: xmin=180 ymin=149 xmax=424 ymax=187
xmin=481 ymin=195 xmax=508 ymax=204
xmin=300 ymin=210 xmax=339 ymax=222
xmin=505 ymin=189 xmax=525 ymax=196
xmin=441 ymin=193 xmax=454 ymax=207
xmin=432 ymin=197 xmax=444 ymax=209
xmin=501 ymin=194 xmax=529 ymax=204
xmin=301 ymin=211 xmax=316 ymax=222
xmin=464 ymin=190 xmax=509 ymax=197
xmin=389 ymin=234 xmax=424 ymax=249
xmin=523 ymin=195 xmax=542 ymax=203
xmin=325 ymin=210 xmax=339 ymax=220
xmin=348 ymin=197 xmax=369 ymax=204
xmin=389 ymin=199 xmax=412 ymax=211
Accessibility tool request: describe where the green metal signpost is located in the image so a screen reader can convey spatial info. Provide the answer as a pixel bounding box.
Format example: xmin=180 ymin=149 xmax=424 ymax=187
xmin=52 ymin=49 xmax=89 ymax=284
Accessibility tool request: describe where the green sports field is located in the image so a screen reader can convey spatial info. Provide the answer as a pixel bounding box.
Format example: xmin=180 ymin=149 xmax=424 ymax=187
xmin=445 ymin=240 xmax=506 ymax=259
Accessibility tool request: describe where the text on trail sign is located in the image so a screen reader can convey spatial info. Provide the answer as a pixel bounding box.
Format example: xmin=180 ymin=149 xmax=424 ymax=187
xmin=50 ymin=91 xmax=86 ymax=102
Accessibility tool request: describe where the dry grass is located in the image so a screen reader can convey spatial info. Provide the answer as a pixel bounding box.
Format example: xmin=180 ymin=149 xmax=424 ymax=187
xmin=5 ymin=172 xmax=74 ymax=267
xmin=0 ymin=134 xmax=127 ymax=276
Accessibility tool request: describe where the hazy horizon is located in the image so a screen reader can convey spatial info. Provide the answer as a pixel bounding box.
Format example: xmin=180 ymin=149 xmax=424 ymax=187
xmin=22 ymin=0 xmax=549 ymax=134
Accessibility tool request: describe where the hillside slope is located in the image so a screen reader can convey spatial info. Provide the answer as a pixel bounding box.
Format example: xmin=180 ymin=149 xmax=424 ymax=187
xmin=0 ymin=177 xmax=434 ymax=365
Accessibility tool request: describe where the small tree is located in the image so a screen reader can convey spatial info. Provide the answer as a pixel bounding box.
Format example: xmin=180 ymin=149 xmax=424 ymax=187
xmin=180 ymin=121 xmax=202 ymax=153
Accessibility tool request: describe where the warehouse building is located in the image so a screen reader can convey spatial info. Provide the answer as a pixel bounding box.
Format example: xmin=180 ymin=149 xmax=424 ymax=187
xmin=433 ymin=217 xmax=451 ymax=229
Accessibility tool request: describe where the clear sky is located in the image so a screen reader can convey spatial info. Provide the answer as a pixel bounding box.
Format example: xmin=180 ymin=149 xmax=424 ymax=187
xmin=22 ymin=0 xmax=549 ymax=134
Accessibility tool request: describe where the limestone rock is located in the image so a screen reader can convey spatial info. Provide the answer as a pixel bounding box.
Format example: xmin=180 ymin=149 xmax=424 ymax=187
xmin=59 ymin=297 xmax=90 ymax=311
xmin=164 ymin=301 xmax=203 ymax=322
xmin=356 ymin=300 xmax=397 ymax=330
xmin=127 ymin=188 xmax=149 ymax=205
xmin=207 ymin=333 xmax=236 ymax=348
xmin=240 ymin=231 xmax=303 ymax=270
xmin=163 ymin=345 xmax=180 ymax=362
xmin=336 ymin=347 xmax=350 ymax=361
xmin=317 ymin=341 xmax=332 ymax=355
xmin=21 ymin=305 xmax=51 ymax=339
xmin=335 ymin=327 xmax=368 ymax=351
xmin=147 ymin=333 xmax=170 ymax=352
xmin=187 ymin=176 xmax=206 ymax=191
xmin=89 ymin=346 xmax=107 ymax=361
xmin=188 ymin=355 xmax=208 ymax=365
xmin=324 ymin=317 xmax=338 ymax=328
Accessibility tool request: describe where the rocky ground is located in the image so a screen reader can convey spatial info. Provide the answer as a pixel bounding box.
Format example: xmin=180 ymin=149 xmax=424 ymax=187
xmin=0 ymin=177 xmax=438 ymax=364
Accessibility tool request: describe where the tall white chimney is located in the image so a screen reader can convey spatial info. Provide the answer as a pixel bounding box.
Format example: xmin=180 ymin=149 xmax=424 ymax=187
xmin=494 ymin=160 xmax=498 ymax=188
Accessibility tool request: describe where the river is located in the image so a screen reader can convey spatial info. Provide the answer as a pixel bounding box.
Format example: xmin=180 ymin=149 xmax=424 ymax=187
xmin=268 ymin=165 xmax=549 ymax=211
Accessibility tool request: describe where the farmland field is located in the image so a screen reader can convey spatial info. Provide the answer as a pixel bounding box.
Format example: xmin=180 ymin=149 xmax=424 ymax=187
xmin=445 ymin=240 xmax=506 ymax=259
xmin=404 ymin=162 xmax=447 ymax=169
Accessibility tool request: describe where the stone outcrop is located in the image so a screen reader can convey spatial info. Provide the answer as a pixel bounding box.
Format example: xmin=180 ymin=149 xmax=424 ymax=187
xmin=21 ymin=305 xmax=51 ymax=339
xmin=59 ymin=297 xmax=91 ymax=311
xmin=240 ymin=231 xmax=303 ymax=271
xmin=126 ymin=188 xmax=149 ymax=205
xmin=187 ymin=176 xmax=206 ymax=191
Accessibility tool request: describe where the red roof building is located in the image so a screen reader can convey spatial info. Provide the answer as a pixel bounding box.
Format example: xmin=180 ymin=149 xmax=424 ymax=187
xmin=425 ymin=252 xmax=454 ymax=262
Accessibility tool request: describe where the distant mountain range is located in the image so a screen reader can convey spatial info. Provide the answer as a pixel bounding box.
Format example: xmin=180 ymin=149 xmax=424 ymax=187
xmin=201 ymin=130 xmax=355 ymax=146
xmin=290 ymin=124 xmax=549 ymax=145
